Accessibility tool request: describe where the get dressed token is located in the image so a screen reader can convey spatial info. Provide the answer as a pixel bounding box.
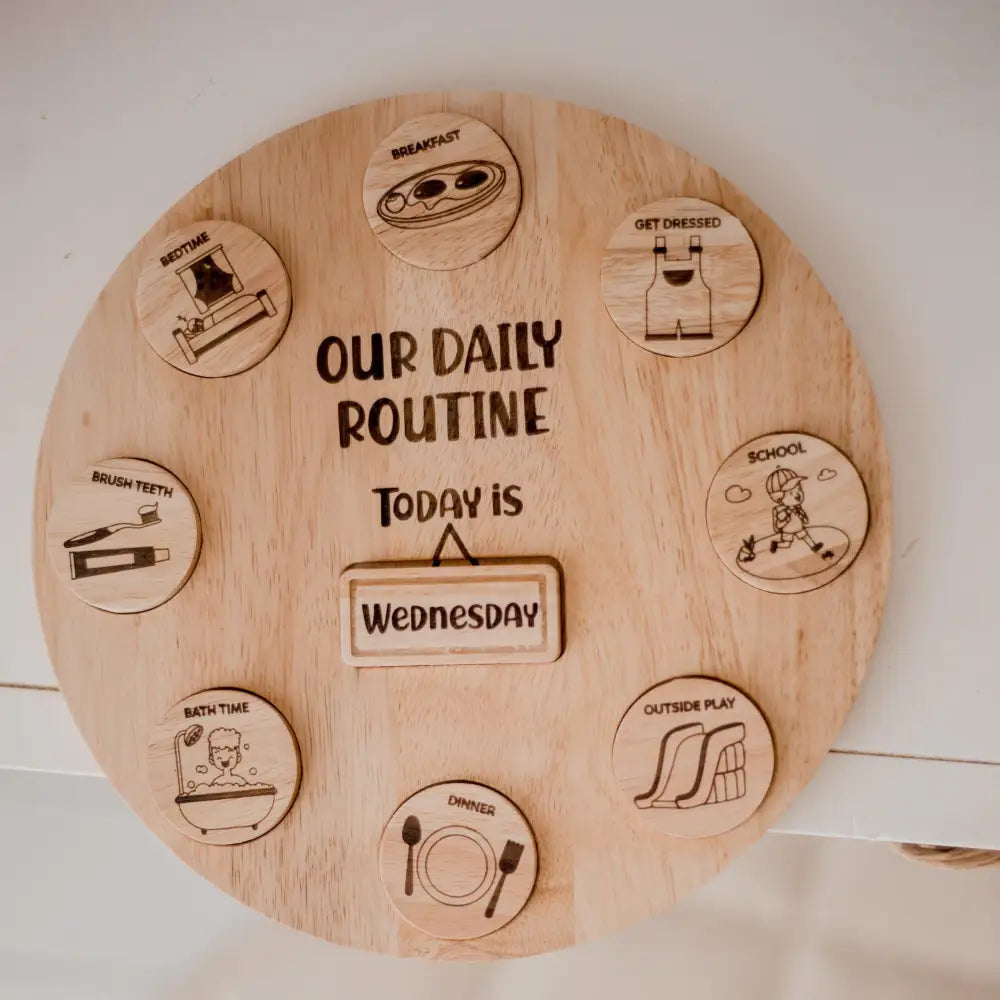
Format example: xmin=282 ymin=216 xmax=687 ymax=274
xmin=706 ymin=431 xmax=870 ymax=595
xmin=601 ymin=197 xmax=762 ymax=358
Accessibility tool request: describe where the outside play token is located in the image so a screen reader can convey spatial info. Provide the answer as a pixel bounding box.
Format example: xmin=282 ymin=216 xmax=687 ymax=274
xmin=613 ymin=676 xmax=775 ymax=838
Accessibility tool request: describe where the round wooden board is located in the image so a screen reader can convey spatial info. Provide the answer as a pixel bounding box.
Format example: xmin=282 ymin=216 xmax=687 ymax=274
xmin=33 ymin=92 xmax=891 ymax=960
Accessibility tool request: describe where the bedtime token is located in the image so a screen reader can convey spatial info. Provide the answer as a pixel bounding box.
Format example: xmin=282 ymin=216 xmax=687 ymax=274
xmin=136 ymin=219 xmax=291 ymax=377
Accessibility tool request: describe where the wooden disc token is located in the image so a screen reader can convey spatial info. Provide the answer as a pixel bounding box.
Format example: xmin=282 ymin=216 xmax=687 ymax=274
xmin=378 ymin=781 xmax=538 ymax=940
xmin=706 ymin=431 xmax=870 ymax=595
xmin=601 ymin=197 xmax=762 ymax=357
xmin=147 ymin=688 xmax=301 ymax=846
xmin=362 ymin=112 xmax=521 ymax=270
xmin=613 ymin=677 xmax=775 ymax=838
xmin=136 ymin=219 xmax=291 ymax=377
xmin=44 ymin=458 xmax=200 ymax=613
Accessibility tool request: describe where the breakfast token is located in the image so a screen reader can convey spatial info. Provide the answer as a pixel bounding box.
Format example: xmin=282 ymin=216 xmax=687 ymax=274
xmin=44 ymin=458 xmax=201 ymax=613
xmin=147 ymin=688 xmax=301 ymax=846
xmin=706 ymin=431 xmax=870 ymax=595
xmin=136 ymin=219 xmax=291 ymax=377
xmin=362 ymin=112 xmax=521 ymax=270
xmin=378 ymin=781 xmax=537 ymax=940
xmin=601 ymin=197 xmax=761 ymax=358
xmin=613 ymin=676 xmax=775 ymax=838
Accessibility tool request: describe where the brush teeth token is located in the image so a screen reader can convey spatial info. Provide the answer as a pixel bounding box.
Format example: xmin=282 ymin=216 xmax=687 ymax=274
xmin=44 ymin=457 xmax=201 ymax=613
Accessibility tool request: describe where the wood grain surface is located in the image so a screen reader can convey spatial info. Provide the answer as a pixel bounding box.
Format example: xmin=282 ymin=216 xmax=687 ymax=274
xmin=33 ymin=91 xmax=892 ymax=959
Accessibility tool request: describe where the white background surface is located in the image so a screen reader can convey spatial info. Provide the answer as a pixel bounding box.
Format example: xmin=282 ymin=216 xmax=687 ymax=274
xmin=2 ymin=0 xmax=999 ymax=815
xmin=4 ymin=768 xmax=1000 ymax=998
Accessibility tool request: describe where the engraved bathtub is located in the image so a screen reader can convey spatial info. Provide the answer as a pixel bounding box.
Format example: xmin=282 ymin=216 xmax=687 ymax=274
xmin=174 ymin=782 xmax=277 ymax=835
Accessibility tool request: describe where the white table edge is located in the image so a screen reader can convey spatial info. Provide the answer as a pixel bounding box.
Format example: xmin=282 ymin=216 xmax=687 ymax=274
xmin=2 ymin=685 xmax=997 ymax=850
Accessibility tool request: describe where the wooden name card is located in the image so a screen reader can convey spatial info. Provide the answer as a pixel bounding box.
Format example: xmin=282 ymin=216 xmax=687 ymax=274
xmin=339 ymin=560 xmax=563 ymax=667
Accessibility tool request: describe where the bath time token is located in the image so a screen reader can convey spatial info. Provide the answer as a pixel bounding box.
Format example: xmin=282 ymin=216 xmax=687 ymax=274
xmin=44 ymin=458 xmax=201 ymax=613
xmin=706 ymin=431 xmax=870 ymax=595
xmin=363 ymin=112 xmax=521 ymax=270
xmin=136 ymin=219 xmax=291 ymax=377
xmin=147 ymin=688 xmax=301 ymax=846
xmin=613 ymin=677 xmax=775 ymax=839
xmin=601 ymin=197 xmax=761 ymax=358
xmin=379 ymin=781 xmax=537 ymax=940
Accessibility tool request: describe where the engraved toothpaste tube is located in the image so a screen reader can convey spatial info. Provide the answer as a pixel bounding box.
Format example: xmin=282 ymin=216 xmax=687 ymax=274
xmin=69 ymin=546 xmax=170 ymax=580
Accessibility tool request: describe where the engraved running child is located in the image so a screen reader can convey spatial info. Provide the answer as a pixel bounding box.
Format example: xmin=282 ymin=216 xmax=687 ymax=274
xmin=766 ymin=467 xmax=831 ymax=558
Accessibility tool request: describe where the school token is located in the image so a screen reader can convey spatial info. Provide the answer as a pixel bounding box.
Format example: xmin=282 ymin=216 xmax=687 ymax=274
xmin=601 ymin=197 xmax=761 ymax=357
xmin=613 ymin=676 xmax=775 ymax=838
xmin=147 ymin=688 xmax=301 ymax=846
xmin=379 ymin=781 xmax=538 ymax=940
xmin=44 ymin=458 xmax=201 ymax=613
xmin=706 ymin=431 xmax=870 ymax=594
xmin=136 ymin=219 xmax=291 ymax=377
xmin=363 ymin=112 xmax=522 ymax=270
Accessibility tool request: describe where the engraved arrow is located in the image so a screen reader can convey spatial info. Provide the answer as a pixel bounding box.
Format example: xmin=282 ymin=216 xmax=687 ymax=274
xmin=430 ymin=522 xmax=479 ymax=567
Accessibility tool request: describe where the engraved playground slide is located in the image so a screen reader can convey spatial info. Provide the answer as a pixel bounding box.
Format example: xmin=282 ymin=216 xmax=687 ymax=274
xmin=635 ymin=722 xmax=748 ymax=810
xmin=634 ymin=722 xmax=705 ymax=809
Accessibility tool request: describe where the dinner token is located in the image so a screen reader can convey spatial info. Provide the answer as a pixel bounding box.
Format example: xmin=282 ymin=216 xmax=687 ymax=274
xmin=379 ymin=781 xmax=537 ymax=939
